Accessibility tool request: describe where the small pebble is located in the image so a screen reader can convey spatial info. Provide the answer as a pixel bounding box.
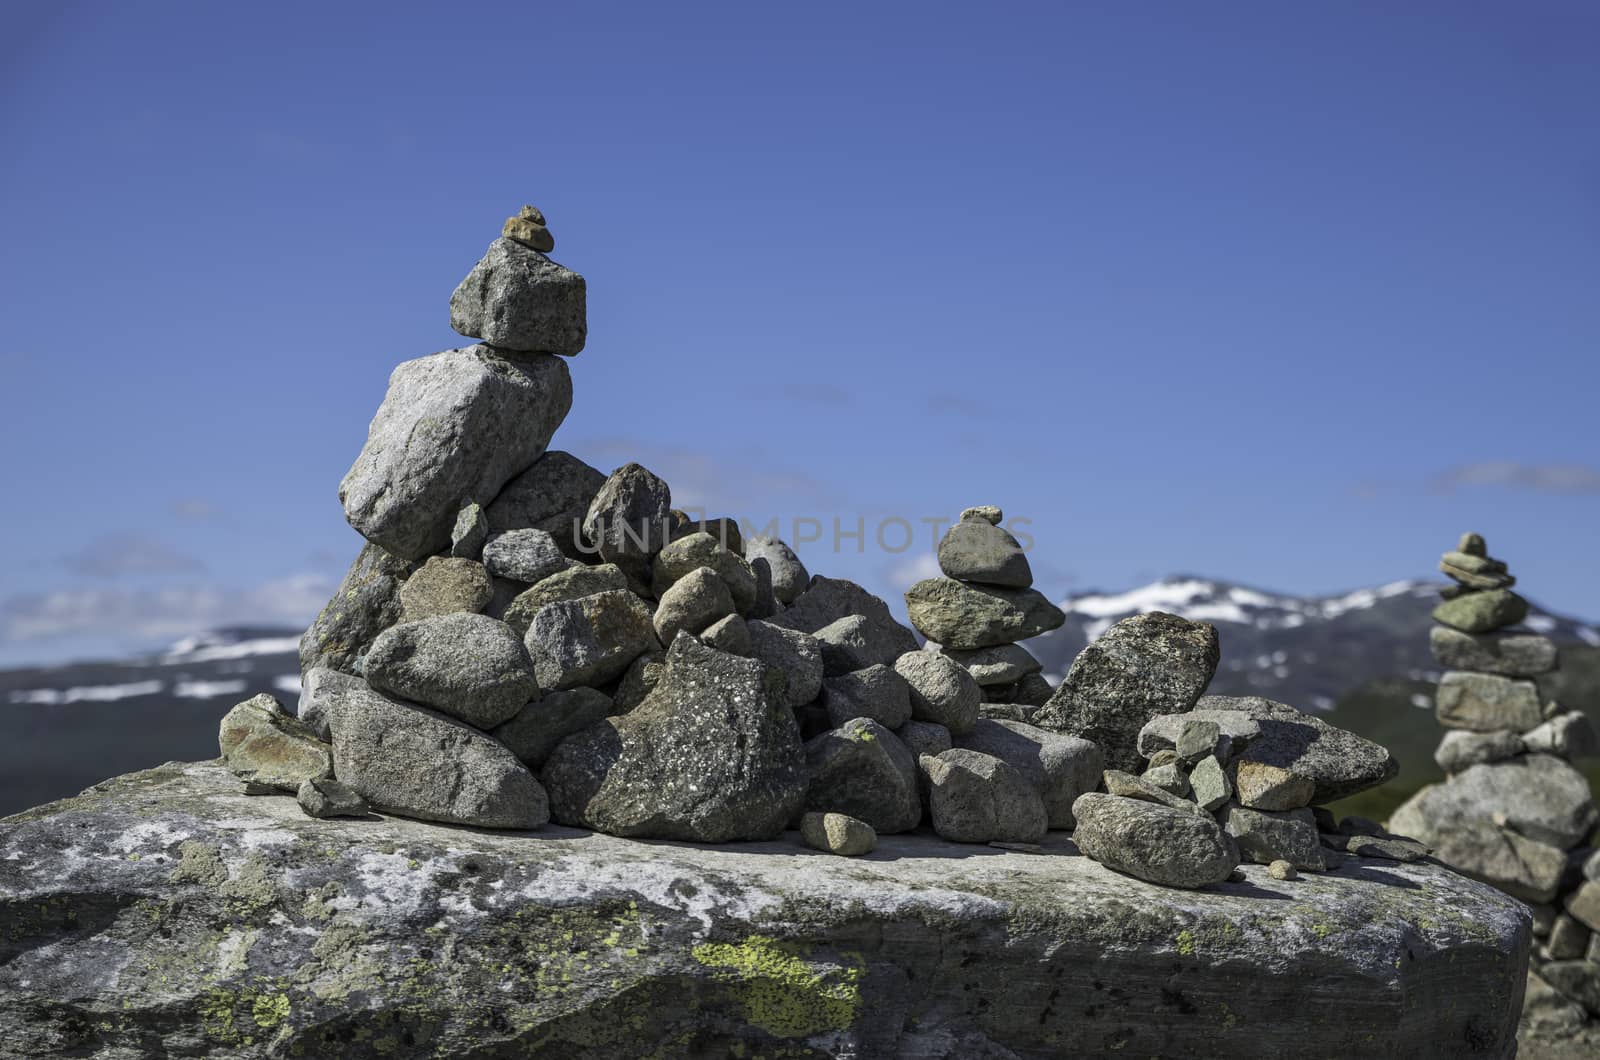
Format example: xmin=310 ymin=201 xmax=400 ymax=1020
xmin=1268 ymin=859 xmax=1296 ymax=881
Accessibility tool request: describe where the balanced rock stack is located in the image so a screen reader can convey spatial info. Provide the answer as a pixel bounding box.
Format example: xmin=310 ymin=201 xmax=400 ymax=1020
xmin=1389 ymin=532 xmax=1600 ymax=1030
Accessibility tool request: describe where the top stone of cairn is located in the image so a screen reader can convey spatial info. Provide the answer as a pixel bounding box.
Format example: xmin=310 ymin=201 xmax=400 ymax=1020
xmin=450 ymin=205 xmax=586 ymax=356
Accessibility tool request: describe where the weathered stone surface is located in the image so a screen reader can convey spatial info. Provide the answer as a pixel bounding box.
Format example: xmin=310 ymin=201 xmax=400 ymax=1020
xmin=1012 ymin=671 xmax=1054 ymax=708
xmin=492 ymin=688 xmax=614 ymax=770
xmin=296 ymin=665 xmax=361 ymax=742
xmin=502 ymin=206 xmax=554 ymax=253
xmin=936 ymin=517 xmax=1032 ymax=588
xmin=218 ymin=694 xmax=332 ymax=792
xmin=365 ymin=613 xmax=537 ymax=729
xmin=1334 ymin=834 xmax=1430 ymax=863
xmin=1034 ymin=613 xmax=1219 ymax=773
xmin=396 ymin=556 xmax=493 ymax=622
xmin=956 ymin=718 xmax=1102 ymax=830
xmin=961 ymin=505 xmax=1003 ymax=524
xmin=800 ymin=811 xmax=877 ymax=856
xmin=940 ymin=642 xmax=1041 ymax=686
xmin=1071 ymin=793 xmax=1239 ymax=889
xmin=894 ymin=651 xmax=981 ymax=735
xmin=299 ymin=542 xmax=410 ymax=675
xmin=700 ymin=614 xmax=752 ymax=656
xmin=769 ymin=576 xmax=919 ymax=659
xmin=742 ymin=535 xmax=809 ymax=604
xmin=484 ymin=450 xmax=607 ymax=557
xmin=1190 ymin=755 xmax=1232 ymax=811
xmin=1432 ymin=589 xmax=1529 ymax=634
xmin=1184 ymin=697 xmax=1398 ymax=805
xmin=582 ymin=463 xmax=672 ymax=580
xmin=745 ymin=620 xmax=823 ymax=710
xmin=296 ymin=776 xmax=367 ymax=819
xmin=449 ymin=237 xmax=586 ymax=355
xmin=612 ymin=650 xmax=665 ymax=714
xmin=1406 ymin=755 xmax=1597 ymax=849
xmin=525 ymin=589 xmax=658 ymax=691
xmin=897 ymin=719 xmax=954 ymax=760
xmin=1103 ymin=769 xmax=1209 ymax=817
xmin=653 ymin=566 xmax=735 ymax=645
xmin=652 ymin=532 xmax=757 ymax=613
xmin=481 ymin=528 xmax=573 ymax=584
xmin=1523 ymin=969 xmax=1593 ymax=1037
xmin=1523 ymin=711 xmax=1599 ymax=760
xmin=339 ymin=345 xmax=573 ymax=560
xmin=923 ymin=749 xmax=1048 ymax=843
xmin=1234 ymin=760 xmax=1315 ymax=812
xmin=1222 ymin=805 xmax=1327 ymax=872
xmin=1568 ymin=881 xmax=1600 ymax=931
xmin=502 ymin=563 xmax=630 ymax=636
xmin=814 ymin=614 xmax=904 ymax=676
xmin=449 ymin=501 xmax=488 ymax=560
xmin=1435 ymin=671 xmax=1544 ymax=733
xmin=329 ymin=683 xmax=547 ymax=829
xmin=822 ymin=665 xmax=912 ymax=730
xmin=904 ymin=577 xmax=1065 ymax=649
xmin=0 ymin=760 xmax=1532 ymax=1059
xmin=1390 ymin=784 xmax=1571 ymax=903
xmin=541 ymin=635 xmax=804 ymax=842
xmin=804 ymin=718 xmax=922 ymax=835
xmin=1547 ymin=914 xmax=1592 ymax=960
xmin=1141 ymin=761 xmax=1190 ymax=797
xmin=1434 ymin=729 xmax=1525 ymax=773
xmin=1539 ymin=961 xmax=1600 ymax=1015
xmin=1267 ymin=860 xmax=1296 ymax=881
xmin=1429 ymin=626 xmax=1558 ymax=677
xmin=1138 ymin=709 xmax=1260 ymax=760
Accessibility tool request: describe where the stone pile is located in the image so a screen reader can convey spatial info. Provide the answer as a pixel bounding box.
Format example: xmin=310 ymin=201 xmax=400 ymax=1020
xmin=1389 ymin=532 xmax=1600 ymax=1032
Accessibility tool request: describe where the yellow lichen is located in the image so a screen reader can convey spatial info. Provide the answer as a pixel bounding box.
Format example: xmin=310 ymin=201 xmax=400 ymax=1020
xmin=691 ymin=935 xmax=862 ymax=1038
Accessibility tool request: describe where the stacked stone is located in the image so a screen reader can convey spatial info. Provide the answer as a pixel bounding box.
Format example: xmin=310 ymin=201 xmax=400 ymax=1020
xmin=1389 ymin=531 xmax=1600 ymax=1032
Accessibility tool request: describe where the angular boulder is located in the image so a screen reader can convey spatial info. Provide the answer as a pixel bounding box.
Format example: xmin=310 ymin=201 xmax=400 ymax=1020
xmin=1432 ymin=589 xmax=1529 ymax=634
xmin=502 ymin=562 xmax=631 ymax=636
xmin=804 ymin=718 xmax=922 ymax=835
xmin=746 ymin=619 xmax=824 ymax=710
xmin=218 ymin=694 xmax=332 ymax=792
xmin=492 ymin=688 xmax=614 ymax=770
xmin=652 ymin=566 xmax=735 ymax=644
xmin=298 ymin=542 xmax=410 ymax=675
xmin=742 ymin=534 xmax=809 ymax=603
xmin=822 ymin=665 xmax=912 ymax=730
xmin=481 ymin=528 xmax=574 ymax=584
xmin=1221 ymin=804 xmax=1327 ymax=872
xmin=524 ymin=589 xmax=658 ymax=690
xmin=894 ymin=650 xmax=981 ymax=735
xmin=364 ymin=613 xmax=537 ymax=730
xmin=923 ymin=749 xmax=1048 ymax=843
xmin=1434 ymin=729 xmax=1525 ymax=773
xmin=582 ymin=463 xmax=672 ymax=579
xmin=956 ymin=718 xmax=1102 ymax=829
xmin=652 ymin=532 xmax=757 ymax=613
xmin=941 ymin=642 xmax=1042 ymax=686
xmin=768 ymin=576 xmax=919 ymax=659
xmin=397 ymin=555 xmax=493 ymax=622
xmin=1071 ymin=792 xmax=1239 ymax=889
xmin=1389 ymin=755 xmax=1597 ymax=850
xmin=1434 ymin=671 xmax=1544 ymax=733
xmin=903 ymin=577 xmax=1065 ymax=649
xmin=448 ymin=237 xmax=586 ymax=355
xmin=484 ymin=450 xmax=607 ymax=558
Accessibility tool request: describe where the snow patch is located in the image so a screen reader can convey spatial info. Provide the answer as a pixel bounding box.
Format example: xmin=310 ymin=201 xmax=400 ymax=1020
xmin=1523 ymin=615 xmax=1557 ymax=633
xmin=162 ymin=635 xmax=301 ymax=665
xmin=174 ymin=679 xmax=248 ymax=699
xmin=7 ymin=680 xmax=165 ymax=705
xmin=273 ymin=674 xmax=303 ymax=696
xmin=1579 ymin=627 xmax=1600 ymax=647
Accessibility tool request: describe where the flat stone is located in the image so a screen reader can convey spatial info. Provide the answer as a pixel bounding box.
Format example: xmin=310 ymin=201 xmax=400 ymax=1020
xmin=653 ymin=566 xmax=735 ymax=645
xmin=804 ymin=718 xmax=922 ymax=835
xmin=1523 ymin=711 xmax=1598 ymax=760
xmin=745 ymin=620 xmax=824 ymax=710
xmin=956 ymin=719 xmax=1102 ymax=829
xmin=1141 ymin=762 xmax=1190 ymax=797
xmin=328 ymin=683 xmax=547 ymax=829
xmin=767 ymin=576 xmax=919 ymax=660
xmin=540 ymin=635 xmax=804 ymax=841
xmin=1222 ymin=805 xmax=1327 ymax=872
xmin=449 ymin=501 xmax=488 ymax=560
xmin=1033 ymin=613 xmax=1220 ymax=773
xmin=800 ymin=811 xmax=876 ymax=856
xmin=1190 ymin=755 xmax=1232 ymax=811
xmin=339 ymin=345 xmax=572 ymax=560
xmin=582 ymin=463 xmax=673 ymax=580
xmin=1323 ymin=833 xmax=1430 ymax=863
xmin=652 ymin=532 xmax=757 ymax=614
xmin=742 ymin=535 xmax=809 ymax=604
xmin=299 ymin=542 xmax=410 ymax=675
xmin=1389 ymin=785 xmax=1570 ymax=903
xmin=1435 ymin=671 xmax=1544 ymax=733
xmin=960 ymin=505 xmax=1003 ymax=524
xmin=1439 ymin=559 xmax=1515 ymax=591
xmin=814 ymin=614 xmax=905 ymax=676
xmin=1071 ymin=793 xmax=1240 ymax=889
xmin=484 ymin=450 xmax=607 ymax=558
xmin=1434 ymin=729 xmax=1525 ymax=773
xmin=1432 ymin=589 xmax=1529 ymax=634
xmin=700 ymin=614 xmax=751 ymax=656
xmin=940 ymin=643 xmax=1042 ymax=686
xmin=904 ymin=578 xmax=1065 ymax=649
xmin=894 ymin=651 xmax=980 ymax=735
xmin=481 ymin=529 xmax=574 ymax=584
xmin=524 ymin=589 xmax=658 ymax=691
xmin=295 ymin=665 xmax=361 ymax=742
xmin=1139 ymin=709 xmax=1260 ymax=760
xmin=296 ymin=777 xmax=368 ymax=819
xmin=936 ymin=517 xmax=1032 ymax=588
xmin=1234 ymin=760 xmax=1316 ymax=812
xmin=0 ymin=760 xmax=1532 ymax=1059
xmin=822 ymin=665 xmax=912 ymax=730
xmin=218 ymin=694 xmax=332 ymax=792
xmin=365 ymin=613 xmax=537 ymax=729
xmin=1429 ymin=626 xmax=1558 ymax=677
xmin=449 ymin=237 xmax=586 ymax=355
xmin=1566 ymin=881 xmax=1600 ymax=932
xmin=923 ymin=749 xmax=1048 ymax=844
xmin=492 ymin=687 xmax=614 ymax=770
xmin=1104 ymin=769 xmax=1208 ymax=818
xmin=1186 ymin=697 xmax=1397 ymax=805
xmin=502 ymin=563 xmax=630 ymax=636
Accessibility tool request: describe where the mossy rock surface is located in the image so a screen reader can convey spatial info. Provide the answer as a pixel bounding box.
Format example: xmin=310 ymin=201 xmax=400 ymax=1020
xmin=0 ymin=761 xmax=1528 ymax=1058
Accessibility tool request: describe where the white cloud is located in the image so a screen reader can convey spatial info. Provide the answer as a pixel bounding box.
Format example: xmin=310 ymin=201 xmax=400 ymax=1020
xmin=881 ymin=551 xmax=941 ymax=592
xmin=0 ymin=573 xmax=333 ymax=643
xmin=60 ymin=533 xmax=206 ymax=578
xmin=1432 ymin=461 xmax=1600 ymax=496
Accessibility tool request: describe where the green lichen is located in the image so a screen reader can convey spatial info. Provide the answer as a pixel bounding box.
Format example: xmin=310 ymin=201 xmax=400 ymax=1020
xmin=692 ymin=934 xmax=863 ymax=1038
xmin=1176 ymin=929 xmax=1196 ymax=956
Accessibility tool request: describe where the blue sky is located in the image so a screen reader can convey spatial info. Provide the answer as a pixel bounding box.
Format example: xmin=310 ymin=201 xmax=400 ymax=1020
xmin=2 ymin=1 xmax=1598 ymax=666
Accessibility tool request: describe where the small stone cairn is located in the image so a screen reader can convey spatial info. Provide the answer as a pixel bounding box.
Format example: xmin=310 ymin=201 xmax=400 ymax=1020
xmin=1389 ymin=532 xmax=1600 ymax=1031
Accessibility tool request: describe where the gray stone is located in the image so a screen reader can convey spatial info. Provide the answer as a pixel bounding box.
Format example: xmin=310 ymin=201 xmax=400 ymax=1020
xmin=936 ymin=517 xmax=1032 ymax=588
xmin=896 ymin=719 xmax=954 ymax=760
xmin=481 ymin=528 xmax=574 ymax=584
xmin=1548 ymin=915 xmax=1592 ymax=960
xmin=397 ymin=556 xmax=493 ymax=622
xmin=652 ymin=532 xmax=757 ymax=613
xmin=328 ymin=683 xmax=547 ymax=829
xmin=823 ymin=665 xmax=912 ymax=730
xmin=940 ymin=643 xmax=1042 ymax=686
xmin=449 ymin=237 xmax=586 ymax=355
xmin=1566 ymin=881 xmax=1600 ymax=932
xmin=1440 ymin=557 xmax=1515 ymax=591
xmin=800 ymin=811 xmax=877 ymax=856
xmin=1435 ymin=671 xmax=1544 ymax=733
xmin=1138 ymin=709 xmax=1260 ymax=760
xmin=296 ymin=777 xmax=368 ymax=819
xmin=1524 ymin=711 xmax=1599 ymax=760
xmin=484 ymin=450 xmax=606 ymax=558
xmin=1190 ymin=755 xmax=1232 ymax=811
xmin=923 ymin=749 xmax=1048 ymax=843
xmin=671 ymin=515 xmax=744 ymax=556
xmin=1221 ymin=804 xmax=1327 ymax=872
xmin=1434 ymin=729 xmax=1525 ymax=773
xmin=1540 ymin=961 xmax=1600 ymax=1015
xmin=1104 ymin=769 xmax=1209 ymax=818
xmin=742 ymin=535 xmax=809 ymax=604
xmin=0 ymin=760 xmax=1534 ymax=1058
xmin=1268 ymin=860 xmax=1296 ymax=881
xmin=1071 ymin=792 xmax=1240 ymax=889
xmin=956 ymin=719 xmax=1102 ymax=830
xmin=449 ymin=501 xmax=488 ymax=560
xmin=1174 ymin=718 xmax=1221 ymax=764
xmin=1186 ymin=697 xmax=1398 ymax=805
xmin=653 ymin=566 xmax=735 ymax=645
xmin=768 ymin=576 xmax=919 ymax=660
xmin=582 ymin=462 xmax=672 ymax=580
xmin=218 ymin=694 xmax=333 ymax=792
xmin=364 ymin=613 xmax=536 ymax=730
xmin=1459 ymin=531 xmax=1488 ymax=555
xmin=804 ymin=718 xmax=922 ymax=835
xmin=296 ymin=665 xmax=361 ymax=742
xmin=961 ymin=505 xmax=1004 ymax=524
xmin=1141 ymin=762 xmax=1190 ymax=797
xmin=1586 ymin=848 xmax=1600 ymax=882
xmin=484 ymin=576 xmax=526 ymax=622
xmin=502 ymin=563 xmax=631 ymax=636
xmin=1389 ymin=785 xmax=1570 ymax=903
xmin=700 ymin=614 xmax=752 ymax=656
xmin=894 ymin=650 xmax=981 ymax=736
xmin=1034 ymin=613 xmax=1220 ymax=773
xmin=814 ymin=614 xmax=904 ymax=676
xmin=1234 ymin=760 xmax=1316 ymax=812
xmin=540 ymin=635 xmax=804 ymax=842
xmin=299 ymin=542 xmax=410 ymax=675
xmin=1429 ymin=626 xmax=1558 ymax=677
xmin=745 ymin=620 xmax=824 ymax=710
xmin=492 ymin=687 xmax=614 ymax=770
xmin=339 ymin=345 xmax=573 ymax=560
xmin=1523 ymin=971 xmax=1593 ymax=1036
xmin=1432 ymin=589 xmax=1530 ymax=634
xmin=525 ymin=589 xmax=658 ymax=691
xmin=1430 ymin=755 xmax=1597 ymax=848
xmin=611 ymin=650 xmax=664 ymax=714
xmin=904 ymin=577 xmax=1065 ymax=649
xmin=1011 ymin=671 xmax=1054 ymax=708
xmin=747 ymin=556 xmax=779 ymax=619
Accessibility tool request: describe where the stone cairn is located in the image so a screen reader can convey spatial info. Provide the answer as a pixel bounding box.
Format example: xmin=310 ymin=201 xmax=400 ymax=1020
xmin=1389 ymin=532 xmax=1600 ymax=1030
xmin=216 ymin=207 xmax=1406 ymax=885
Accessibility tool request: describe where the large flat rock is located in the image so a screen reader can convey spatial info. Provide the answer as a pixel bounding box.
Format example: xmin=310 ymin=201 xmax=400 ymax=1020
xmin=0 ymin=761 xmax=1528 ymax=1059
